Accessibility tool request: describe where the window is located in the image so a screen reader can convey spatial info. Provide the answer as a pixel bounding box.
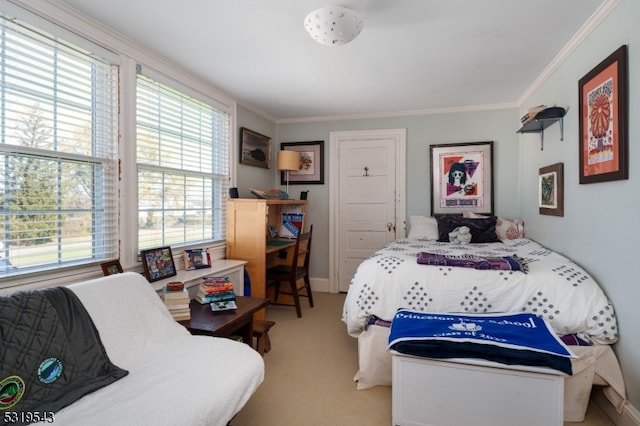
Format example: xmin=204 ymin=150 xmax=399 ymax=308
xmin=136 ymin=73 xmax=230 ymax=251
xmin=0 ymin=15 xmax=118 ymax=279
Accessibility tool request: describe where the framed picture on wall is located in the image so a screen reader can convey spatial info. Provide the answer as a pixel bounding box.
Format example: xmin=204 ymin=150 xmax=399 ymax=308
xmin=430 ymin=141 xmax=494 ymax=215
xmin=280 ymin=141 xmax=325 ymax=184
xmin=240 ymin=127 xmax=271 ymax=169
xmin=539 ymin=163 xmax=564 ymax=217
xmin=578 ymin=45 xmax=628 ymax=184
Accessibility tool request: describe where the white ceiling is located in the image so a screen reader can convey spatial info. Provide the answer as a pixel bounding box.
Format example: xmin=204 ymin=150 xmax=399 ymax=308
xmin=61 ymin=0 xmax=608 ymax=122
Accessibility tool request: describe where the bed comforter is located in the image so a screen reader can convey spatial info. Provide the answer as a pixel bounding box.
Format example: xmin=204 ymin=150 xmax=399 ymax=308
xmin=342 ymin=238 xmax=618 ymax=345
xmin=342 ymin=238 xmax=626 ymax=421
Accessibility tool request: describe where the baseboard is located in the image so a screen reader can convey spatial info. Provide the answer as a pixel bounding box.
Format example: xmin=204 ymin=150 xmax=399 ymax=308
xmin=593 ymin=387 xmax=640 ymax=426
xmin=310 ymin=277 xmax=330 ymax=293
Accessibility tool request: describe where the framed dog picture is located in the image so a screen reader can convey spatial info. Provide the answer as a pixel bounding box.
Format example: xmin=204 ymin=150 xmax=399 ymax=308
xmin=430 ymin=141 xmax=494 ymax=215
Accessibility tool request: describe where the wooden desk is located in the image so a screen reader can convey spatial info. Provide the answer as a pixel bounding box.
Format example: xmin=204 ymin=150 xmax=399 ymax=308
xmin=265 ymin=239 xmax=296 ymax=254
xmin=179 ymin=296 xmax=269 ymax=345
xmin=226 ymin=199 xmax=307 ymax=320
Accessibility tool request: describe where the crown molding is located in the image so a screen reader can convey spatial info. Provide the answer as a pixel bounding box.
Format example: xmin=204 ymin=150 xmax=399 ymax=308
xmin=518 ymin=0 xmax=621 ymax=106
xmin=276 ymin=102 xmax=518 ymax=124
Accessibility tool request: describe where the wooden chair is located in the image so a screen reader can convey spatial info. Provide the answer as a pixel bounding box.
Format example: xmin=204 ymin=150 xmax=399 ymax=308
xmin=266 ymin=225 xmax=314 ymax=317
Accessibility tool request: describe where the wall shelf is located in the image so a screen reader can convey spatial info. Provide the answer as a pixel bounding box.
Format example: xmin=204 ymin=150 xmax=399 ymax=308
xmin=517 ymin=106 xmax=566 ymax=150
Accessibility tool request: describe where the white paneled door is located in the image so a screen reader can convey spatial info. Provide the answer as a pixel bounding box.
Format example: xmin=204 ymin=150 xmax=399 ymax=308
xmin=330 ymin=129 xmax=406 ymax=293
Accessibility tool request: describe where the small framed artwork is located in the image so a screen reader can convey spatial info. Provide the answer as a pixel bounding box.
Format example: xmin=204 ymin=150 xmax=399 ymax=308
xmin=100 ymin=260 xmax=123 ymax=276
xmin=280 ymin=141 xmax=324 ymax=184
xmin=430 ymin=141 xmax=494 ymax=215
xmin=140 ymin=246 xmax=177 ymax=282
xmin=240 ymin=127 xmax=271 ymax=169
xmin=578 ymin=45 xmax=628 ymax=184
xmin=539 ymin=163 xmax=564 ymax=217
xmin=183 ymin=248 xmax=211 ymax=270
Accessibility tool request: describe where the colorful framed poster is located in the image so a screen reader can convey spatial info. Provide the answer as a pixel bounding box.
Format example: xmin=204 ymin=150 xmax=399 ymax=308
xmin=140 ymin=246 xmax=177 ymax=282
xmin=539 ymin=163 xmax=564 ymax=217
xmin=578 ymin=45 xmax=628 ymax=184
xmin=280 ymin=141 xmax=324 ymax=184
xmin=430 ymin=141 xmax=494 ymax=215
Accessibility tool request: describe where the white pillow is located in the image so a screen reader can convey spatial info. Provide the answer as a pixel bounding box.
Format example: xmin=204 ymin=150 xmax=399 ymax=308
xmin=462 ymin=211 xmax=525 ymax=240
xmin=408 ymin=215 xmax=439 ymax=240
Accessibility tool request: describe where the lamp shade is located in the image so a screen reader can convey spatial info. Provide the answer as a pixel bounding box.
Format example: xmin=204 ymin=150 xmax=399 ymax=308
xmin=304 ymin=6 xmax=364 ymax=46
xmin=277 ymin=150 xmax=300 ymax=171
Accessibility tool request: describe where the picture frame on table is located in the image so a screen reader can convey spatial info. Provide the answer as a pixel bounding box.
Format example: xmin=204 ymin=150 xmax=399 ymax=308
xmin=539 ymin=163 xmax=564 ymax=217
xmin=183 ymin=248 xmax=211 ymax=270
xmin=430 ymin=141 xmax=494 ymax=215
xmin=240 ymin=127 xmax=271 ymax=169
xmin=578 ymin=45 xmax=628 ymax=184
xmin=280 ymin=141 xmax=324 ymax=185
xmin=100 ymin=260 xmax=123 ymax=276
xmin=140 ymin=246 xmax=177 ymax=282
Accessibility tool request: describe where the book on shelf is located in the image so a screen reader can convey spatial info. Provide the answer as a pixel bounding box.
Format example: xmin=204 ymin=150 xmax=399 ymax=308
xmin=195 ymin=291 xmax=236 ymax=304
xmin=162 ymin=286 xmax=189 ymax=300
xmin=201 ymin=275 xmax=230 ymax=284
xmin=200 ymin=276 xmax=234 ymax=291
xmin=171 ymin=312 xmax=191 ymax=321
xmin=183 ymin=248 xmax=211 ymax=270
xmin=199 ymin=283 xmax=234 ymax=294
xmin=520 ymin=104 xmax=548 ymax=125
xmin=164 ymin=301 xmax=190 ymax=310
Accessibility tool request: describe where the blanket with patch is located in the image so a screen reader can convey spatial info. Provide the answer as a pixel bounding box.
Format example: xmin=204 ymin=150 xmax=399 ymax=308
xmin=1 ymin=286 xmax=128 ymax=424
xmin=388 ymin=309 xmax=576 ymax=375
xmin=417 ymin=251 xmax=527 ymax=272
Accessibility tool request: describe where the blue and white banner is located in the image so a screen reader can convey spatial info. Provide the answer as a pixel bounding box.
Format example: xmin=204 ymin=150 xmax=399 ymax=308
xmin=388 ymin=310 xmax=576 ymax=374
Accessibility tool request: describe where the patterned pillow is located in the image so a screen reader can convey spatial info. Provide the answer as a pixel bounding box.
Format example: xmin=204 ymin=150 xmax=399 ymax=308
xmin=462 ymin=211 xmax=525 ymax=240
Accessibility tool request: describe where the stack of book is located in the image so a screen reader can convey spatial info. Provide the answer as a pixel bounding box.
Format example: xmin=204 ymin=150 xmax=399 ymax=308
xmin=195 ymin=276 xmax=237 ymax=310
xmin=520 ymin=104 xmax=547 ymax=126
xmin=162 ymin=286 xmax=190 ymax=321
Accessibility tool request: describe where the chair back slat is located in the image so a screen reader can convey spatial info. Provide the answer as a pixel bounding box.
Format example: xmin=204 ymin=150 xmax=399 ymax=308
xmin=290 ymin=225 xmax=312 ymax=279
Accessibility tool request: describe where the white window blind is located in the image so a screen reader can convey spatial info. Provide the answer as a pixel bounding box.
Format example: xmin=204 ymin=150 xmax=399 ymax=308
xmin=0 ymin=15 xmax=118 ymax=279
xmin=136 ymin=74 xmax=230 ymax=251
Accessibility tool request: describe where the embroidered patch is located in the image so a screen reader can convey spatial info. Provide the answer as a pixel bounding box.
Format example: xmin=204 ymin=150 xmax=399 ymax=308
xmin=0 ymin=375 xmax=26 ymax=409
xmin=38 ymin=358 xmax=64 ymax=384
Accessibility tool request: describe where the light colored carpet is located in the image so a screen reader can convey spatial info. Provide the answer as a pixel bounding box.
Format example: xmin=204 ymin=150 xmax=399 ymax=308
xmin=231 ymin=292 xmax=614 ymax=426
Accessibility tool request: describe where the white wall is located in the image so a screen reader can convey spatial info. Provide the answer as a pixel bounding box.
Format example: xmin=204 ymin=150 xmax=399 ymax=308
xmin=272 ymin=109 xmax=520 ymax=293
xmin=517 ymin=0 xmax=640 ymax=413
xmin=235 ymin=107 xmax=276 ymax=199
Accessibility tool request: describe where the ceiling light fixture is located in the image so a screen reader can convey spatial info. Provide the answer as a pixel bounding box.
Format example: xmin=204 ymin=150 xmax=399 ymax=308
xmin=304 ymin=6 xmax=364 ymax=46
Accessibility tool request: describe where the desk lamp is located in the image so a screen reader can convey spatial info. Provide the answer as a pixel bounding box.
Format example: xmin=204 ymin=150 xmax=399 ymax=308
xmin=277 ymin=150 xmax=300 ymax=198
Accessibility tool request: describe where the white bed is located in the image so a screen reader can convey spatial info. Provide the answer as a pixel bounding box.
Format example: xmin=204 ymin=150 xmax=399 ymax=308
xmin=342 ymin=217 xmax=626 ymax=421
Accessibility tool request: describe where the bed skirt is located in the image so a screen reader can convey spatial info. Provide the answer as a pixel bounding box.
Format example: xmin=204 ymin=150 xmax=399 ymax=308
xmin=354 ymin=325 xmax=626 ymax=422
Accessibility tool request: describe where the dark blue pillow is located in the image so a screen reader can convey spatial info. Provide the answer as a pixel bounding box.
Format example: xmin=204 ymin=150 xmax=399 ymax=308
xmin=435 ymin=215 xmax=500 ymax=243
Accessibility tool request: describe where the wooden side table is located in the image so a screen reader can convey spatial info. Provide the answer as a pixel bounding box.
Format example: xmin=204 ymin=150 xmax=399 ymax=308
xmin=179 ymin=296 xmax=269 ymax=345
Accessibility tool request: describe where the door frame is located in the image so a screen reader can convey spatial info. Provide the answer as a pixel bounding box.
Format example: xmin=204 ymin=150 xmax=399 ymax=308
xmin=329 ymin=128 xmax=407 ymax=293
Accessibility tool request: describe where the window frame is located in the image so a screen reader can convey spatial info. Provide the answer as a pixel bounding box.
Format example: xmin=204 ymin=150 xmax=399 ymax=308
xmin=0 ymin=8 xmax=119 ymax=285
xmin=0 ymin=1 xmax=238 ymax=291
